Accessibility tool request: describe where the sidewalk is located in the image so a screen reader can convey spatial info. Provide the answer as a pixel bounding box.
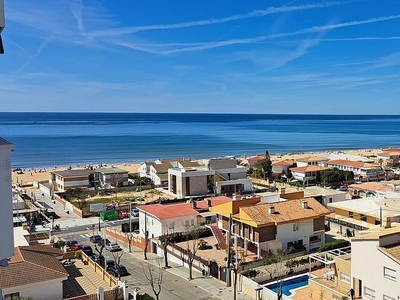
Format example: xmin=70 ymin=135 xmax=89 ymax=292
xmin=125 ymin=246 xmax=252 ymax=300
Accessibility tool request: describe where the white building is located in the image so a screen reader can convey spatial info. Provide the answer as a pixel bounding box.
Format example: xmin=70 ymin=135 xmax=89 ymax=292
xmin=0 ymin=246 xmax=68 ymax=300
xmin=0 ymin=137 xmax=14 ymax=264
xmin=138 ymin=202 xmax=200 ymax=238
xmin=351 ymin=225 xmax=400 ymax=299
xmin=304 ymin=186 xmax=347 ymax=206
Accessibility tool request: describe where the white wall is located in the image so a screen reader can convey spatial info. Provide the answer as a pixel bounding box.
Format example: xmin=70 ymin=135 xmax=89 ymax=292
xmin=352 ymin=239 xmax=400 ymax=299
xmin=0 ymin=139 xmax=14 ymax=260
xmin=2 ymin=278 xmax=65 ymax=300
xmin=275 ymin=220 xmax=315 ymax=252
xmin=139 ymin=213 xmax=198 ymax=238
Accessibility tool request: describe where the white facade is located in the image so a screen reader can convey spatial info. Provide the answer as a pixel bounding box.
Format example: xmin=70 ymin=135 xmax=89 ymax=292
xmin=1 ymin=278 xmax=65 ymax=300
xmin=262 ymin=220 xmax=324 ymax=253
xmin=352 ymin=231 xmax=400 ymax=299
xmin=55 ymin=177 xmax=90 ymax=191
xmin=168 ymin=168 xmax=214 ymax=198
xmin=0 ymin=138 xmax=14 ymax=261
xmin=138 ymin=211 xmax=198 ymax=238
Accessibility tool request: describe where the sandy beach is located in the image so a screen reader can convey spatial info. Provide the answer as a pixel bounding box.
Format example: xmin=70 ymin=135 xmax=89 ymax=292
xmin=11 ymin=148 xmax=383 ymax=189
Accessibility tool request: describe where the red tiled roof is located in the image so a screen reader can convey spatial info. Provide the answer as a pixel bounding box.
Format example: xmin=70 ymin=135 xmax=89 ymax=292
xmin=0 ymin=246 xmax=68 ymax=289
xmin=196 ymin=196 xmax=232 ymax=209
xmin=327 ymin=159 xmax=379 ymax=168
xmin=290 ymin=165 xmax=329 ymax=172
xmin=139 ymin=203 xmax=199 ymax=220
xmin=272 ymin=160 xmax=294 ymax=166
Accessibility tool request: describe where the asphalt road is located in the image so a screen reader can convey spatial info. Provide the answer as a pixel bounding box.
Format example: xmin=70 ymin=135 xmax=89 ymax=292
xmin=55 ymin=231 xmax=218 ymax=300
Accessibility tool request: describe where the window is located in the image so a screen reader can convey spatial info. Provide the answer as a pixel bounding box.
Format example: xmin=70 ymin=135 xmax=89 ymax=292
xmin=309 ymin=235 xmax=321 ymax=244
xmin=4 ymin=293 xmax=20 ymax=300
xmin=360 ymin=214 xmax=367 ymax=221
xmin=384 ymin=267 xmax=396 ymax=280
xmin=340 ymin=272 xmax=350 ymax=283
xmin=185 ymin=220 xmax=189 ymax=227
xmin=293 ymin=223 xmax=299 ymax=231
xmin=364 ymin=287 xmax=375 ymax=299
xmin=329 ymin=198 xmax=333 ymax=203
xmin=349 ymin=211 xmax=354 ymax=218
xmin=191 ymin=219 xmax=194 ymax=226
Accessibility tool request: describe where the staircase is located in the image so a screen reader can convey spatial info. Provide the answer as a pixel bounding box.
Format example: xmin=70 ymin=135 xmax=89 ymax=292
xmin=207 ymin=223 xmax=227 ymax=250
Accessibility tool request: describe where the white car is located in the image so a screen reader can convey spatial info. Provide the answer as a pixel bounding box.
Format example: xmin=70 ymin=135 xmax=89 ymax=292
xmin=105 ymin=242 xmax=122 ymax=252
xmin=131 ymin=209 xmax=139 ymax=217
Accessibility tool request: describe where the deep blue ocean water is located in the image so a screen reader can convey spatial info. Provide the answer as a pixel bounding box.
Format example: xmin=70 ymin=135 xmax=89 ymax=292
xmin=1 ymin=112 xmax=400 ymax=168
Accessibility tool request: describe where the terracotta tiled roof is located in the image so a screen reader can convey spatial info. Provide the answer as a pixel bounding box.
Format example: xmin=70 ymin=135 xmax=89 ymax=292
xmin=240 ymin=198 xmax=330 ymax=227
xmin=290 ymin=165 xmax=329 ymax=172
xmin=327 ymin=159 xmax=379 ymax=168
xmin=348 ymin=182 xmax=395 ymax=193
xmin=380 ymin=242 xmax=400 ymax=264
xmin=0 ymin=246 xmax=69 ymax=289
xmin=272 ymin=160 xmax=294 ymax=166
xmin=295 ymin=156 xmax=329 ymax=162
xmin=247 ymin=155 xmax=265 ymax=161
xmin=139 ymin=203 xmax=199 ymax=220
xmin=196 ymin=196 xmax=232 ymax=209
xmin=378 ymin=150 xmax=400 ymax=157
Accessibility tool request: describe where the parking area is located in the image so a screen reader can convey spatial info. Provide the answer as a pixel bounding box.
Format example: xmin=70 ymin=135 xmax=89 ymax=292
xmin=63 ymin=259 xmax=113 ymax=299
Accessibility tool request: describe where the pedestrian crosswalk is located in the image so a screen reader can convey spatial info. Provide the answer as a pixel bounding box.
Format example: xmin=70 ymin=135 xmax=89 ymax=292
xmin=59 ymin=233 xmax=92 ymax=242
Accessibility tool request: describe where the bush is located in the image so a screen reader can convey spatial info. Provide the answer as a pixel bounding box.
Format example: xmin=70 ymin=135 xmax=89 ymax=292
xmin=241 ymin=269 xmax=260 ymax=278
xmin=136 ymin=293 xmax=155 ymax=300
xmin=198 ymin=239 xmax=213 ymax=250
xmin=317 ymin=239 xmax=350 ymax=253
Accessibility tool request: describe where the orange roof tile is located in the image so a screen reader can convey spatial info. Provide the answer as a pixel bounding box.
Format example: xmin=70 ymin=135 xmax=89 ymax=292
xmin=0 ymin=246 xmax=68 ymax=289
xmin=327 ymin=159 xmax=379 ymax=168
xmin=240 ymin=198 xmax=330 ymax=226
xmin=272 ymin=160 xmax=295 ymax=166
xmin=196 ymin=196 xmax=232 ymax=209
xmin=139 ymin=203 xmax=199 ymax=220
xmin=290 ymin=165 xmax=329 ymax=172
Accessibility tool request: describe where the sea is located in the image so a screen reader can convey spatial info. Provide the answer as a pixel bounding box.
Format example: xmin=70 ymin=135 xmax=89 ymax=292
xmin=1 ymin=112 xmax=400 ymax=169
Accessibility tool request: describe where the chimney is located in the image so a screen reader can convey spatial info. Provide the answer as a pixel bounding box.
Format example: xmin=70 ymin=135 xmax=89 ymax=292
xmin=384 ymin=216 xmax=392 ymax=228
xmin=192 ymin=199 xmax=197 ymax=209
xmin=302 ymin=201 xmax=308 ymax=209
xmin=207 ymin=199 xmax=212 ymax=207
xmin=268 ymin=206 xmax=275 ymax=214
xmin=281 ymin=187 xmax=286 ymax=195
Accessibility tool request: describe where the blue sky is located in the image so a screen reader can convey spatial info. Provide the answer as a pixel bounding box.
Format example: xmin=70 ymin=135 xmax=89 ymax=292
xmin=1 ymin=0 xmax=400 ymax=114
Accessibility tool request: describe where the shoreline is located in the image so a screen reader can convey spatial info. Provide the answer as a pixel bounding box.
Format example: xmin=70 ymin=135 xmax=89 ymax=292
xmin=11 ymin=147 xmax=384 ymax=188
xmin=10 ymin=147 xmax=384 ymax=170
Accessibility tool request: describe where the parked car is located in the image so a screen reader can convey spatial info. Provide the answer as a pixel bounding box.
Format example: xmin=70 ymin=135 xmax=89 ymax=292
xmin=65 ymin=239 xmax=78 ymax=247
xmin=131 ymin=208 xmax=139 ymax=217
xmin=105 ymin=242 xmax=122 ymax=252
xmin=337 ymin=186 xmax=348 ymax=191
xmin=71 ymin=243 xmax=82 ymax=251
xmin=108 ymin=264 xmax=128 ymax=277
xmin=97 ymin=238 xmax=111 ymax=247
xmin=118 ymin=211 xmax=129 ymax=219
xmin=81 ymin=245 xmax=93 ymax=256
xmin=89 ymin=235 xmax=102 ymax=243
xmin=105 ymin=259 xmax=115 ymax=271
xmin=91 ymin=254 xmax=104 ymax=264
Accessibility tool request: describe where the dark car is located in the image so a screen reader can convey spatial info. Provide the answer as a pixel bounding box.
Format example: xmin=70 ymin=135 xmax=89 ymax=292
xmin=81 ymin=245 xmax=93 ymax=256
xmin=108 ymin=264 xmax=128 ymax=277
xmin=105 ymin=259 xmax=115 ymax=271
xmin=97 ymin=238 xmax=111 ymax=247
xmin=89 ymin=235 xmax=102 ymax=243
xmin=91 ymin=254 xmax=103 ymax=264
xmin=65 ymin=239 xmax=78 ymax=247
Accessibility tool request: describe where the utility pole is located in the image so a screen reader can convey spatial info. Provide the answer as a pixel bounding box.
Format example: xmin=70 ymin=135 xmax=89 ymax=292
xmin=128 ymin=200 xmax=132 ymax=252
xmin=226 ymin=213 xmax=232 ymax=287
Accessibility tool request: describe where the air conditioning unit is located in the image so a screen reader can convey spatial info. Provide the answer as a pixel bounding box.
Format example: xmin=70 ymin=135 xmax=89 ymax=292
xmin=0 ymin=0 xmax=4 ymax=54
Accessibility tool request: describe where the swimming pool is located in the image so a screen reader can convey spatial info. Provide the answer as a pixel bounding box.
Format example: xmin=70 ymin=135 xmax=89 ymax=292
xmin=265 ymin=274 xmax=309 ymax=296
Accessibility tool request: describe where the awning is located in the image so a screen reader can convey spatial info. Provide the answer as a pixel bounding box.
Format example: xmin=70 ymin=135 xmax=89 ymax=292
xmin=199 ymin=211 xmax=216 ymax=218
